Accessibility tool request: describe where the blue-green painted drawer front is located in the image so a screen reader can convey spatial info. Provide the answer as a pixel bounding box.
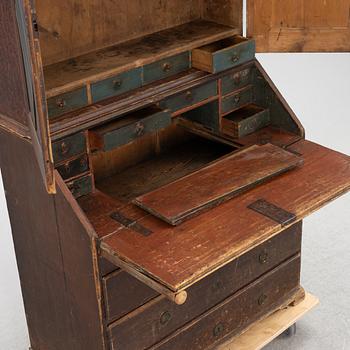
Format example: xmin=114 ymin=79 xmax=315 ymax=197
xmin=102 ymin=110 xmax=172 ymax=151
xmin=91 ymin=68 xmax=142 ymax=103
xmin=66 ymin=174 xmax=93 ymax=198
xmin=213 ymin=39 xmax=255 ymax=74
xmin=221 ymin=67 xmax=253 ymax=96
xmin=143 ymin=52 xmax=190 ymax=85
xmin=52 ymin=132 xmax=86 ymax=164
xmin=47 ymin=88 xmax=88 ymax=119
xmin=160 ymin=81 xmax=217 ymax=113
xmin=221 ymin=86 xmax=253 ymax=115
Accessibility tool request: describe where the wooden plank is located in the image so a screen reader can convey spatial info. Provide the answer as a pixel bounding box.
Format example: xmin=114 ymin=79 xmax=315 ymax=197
xmin=219 ymin=292 xmax=319 ymax=350
xmin=133 ymin=144 xmax=303 ymax=225
xmin=101 ymin=140 xmax=350 ymax=292
xmin=44 ymin=20 xmax=238 ymax=97
xmin=247 ymin=0 xmax=350 ymax=52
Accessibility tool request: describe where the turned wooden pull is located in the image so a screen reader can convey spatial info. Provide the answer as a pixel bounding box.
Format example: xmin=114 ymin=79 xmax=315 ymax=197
xmin=113 ymin=79 xmax=122 ymax=89
xmin=56 ymin=98 xmax=66 ymax=108
xmin=232 ymin=54 xmax=240 ymax=63
xmin=163 ymin=63 xmax=172 ymax=72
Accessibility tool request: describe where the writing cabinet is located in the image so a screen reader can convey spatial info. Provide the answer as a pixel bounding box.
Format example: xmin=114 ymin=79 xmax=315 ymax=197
xmin=0 ymin=1 xmax=350 ymax=349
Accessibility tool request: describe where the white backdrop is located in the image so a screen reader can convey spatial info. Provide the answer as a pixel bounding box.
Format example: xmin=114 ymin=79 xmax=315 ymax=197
xmin=0 ymin=53 xmax=349 ymax=350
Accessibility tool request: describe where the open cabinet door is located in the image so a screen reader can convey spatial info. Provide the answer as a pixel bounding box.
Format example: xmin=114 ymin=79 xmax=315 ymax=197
xmin=247 ymin=0 xmax=350 ymax=52
xmin=15 ymin=0 xmax=55 ymax=193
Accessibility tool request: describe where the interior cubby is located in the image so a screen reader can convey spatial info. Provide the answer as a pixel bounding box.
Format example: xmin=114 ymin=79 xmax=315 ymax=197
xmin=90 ymin=123 xmax=236 ymax=203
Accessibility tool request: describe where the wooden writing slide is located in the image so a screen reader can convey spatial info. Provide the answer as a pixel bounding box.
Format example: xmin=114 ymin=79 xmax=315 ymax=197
xmin=134 ymin=143 xmax=303 ymax=225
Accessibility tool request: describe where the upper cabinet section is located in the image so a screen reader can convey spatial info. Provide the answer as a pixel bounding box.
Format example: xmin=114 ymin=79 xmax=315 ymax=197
xmin=247 ymin=0 xmax=350 ymax=52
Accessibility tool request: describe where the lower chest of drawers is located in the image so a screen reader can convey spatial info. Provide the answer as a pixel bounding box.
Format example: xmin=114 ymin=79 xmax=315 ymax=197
xmin=102 ymin=222 xmax=302 ymax=350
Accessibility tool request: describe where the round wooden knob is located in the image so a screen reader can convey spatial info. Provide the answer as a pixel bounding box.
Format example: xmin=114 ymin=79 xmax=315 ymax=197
xmin=163 ymin=63 xmax=172 ymax=72
xmin=232 ymin=54 xmax=240 ymax=63
xmin=174 ymin=291 xmax=187 ymax=305
xmin=234 ymin=94 xmax=240 ymax=104
xmin=60 ymin=142 xmax=69 ymax=155
xmin=113 ymin=79 xmax=122 ymax=89
xmin=56 ymin=98 xmax=66 ymax=108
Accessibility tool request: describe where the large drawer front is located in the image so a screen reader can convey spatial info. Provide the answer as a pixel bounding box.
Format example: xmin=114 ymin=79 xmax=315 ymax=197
xmin=152 ymin=255 xmax=301 ymax=350
xmin=106 ymin=223 xmax=301 ymax=347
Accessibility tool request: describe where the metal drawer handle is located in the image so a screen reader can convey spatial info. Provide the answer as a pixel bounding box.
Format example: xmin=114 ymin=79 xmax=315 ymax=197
xmin=259 ymin=251 xmax=269 ymax=264
xmin=258 ymin=294 xmax=268 ymax=306
xmin=234 ymin=94 xmax=240 ymax=104
xmin=56 ymin=98 xmax=66 ymax=108
xmin=60 ymin=142 xmax=69 ymax=155
xmin=213 ymin=323 xmax=225 ymax=337
xmin=163 ymin=63 xmax=172 ymax=72
xmin=232 ymin=54 xmax=240 ymax=63
xmin=135 ymin=121 xmax=145 ymax=136
xmin=160 ymin=311 xmax=172 ymax=325
xmin=233 ymin=73 xmax=241 ymax=85
xmin=113 ymin=79 xmax=122 ymax=89
xmin=64 ymin=163 xmax=71 ymax=173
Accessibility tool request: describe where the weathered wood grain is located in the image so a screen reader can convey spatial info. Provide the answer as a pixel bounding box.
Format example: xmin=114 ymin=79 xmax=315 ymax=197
xmin=247 ymin=0 xmax=350 ymax=52
xmin=101 ymin=140 xmax=350 ymax=292
xmin=133 ymin=143 xmax=303 ymax=225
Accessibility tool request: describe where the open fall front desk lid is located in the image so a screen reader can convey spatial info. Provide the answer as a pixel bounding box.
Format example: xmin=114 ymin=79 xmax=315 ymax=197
xmin=98 ymin=139 xmax=350 ymax=303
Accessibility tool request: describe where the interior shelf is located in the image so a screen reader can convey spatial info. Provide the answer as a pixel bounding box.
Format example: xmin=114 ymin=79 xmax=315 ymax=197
xmin=44 ymin=20 xmax=238 ymax=96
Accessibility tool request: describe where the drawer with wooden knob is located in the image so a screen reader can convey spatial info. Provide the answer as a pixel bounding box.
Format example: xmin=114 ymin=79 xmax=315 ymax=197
xmin=91 ymin=67 xmax=142 ymax=103
xmin=66 ymin=174 xmax=93 ymax=199
xmin=221 ymin=67 xmax=253 ymax=96
xmin=52 ymin=132 xmax=87 ymax=164
xmin=159 ymin=80 xmax=218 ymax=113
xmin=192 ymin=36 xmax=255 ymax=74
xmin=55 ymin=154 xmax=90 ymax=180
xmin=151 ymin=254 xmax=301 ymax=350
xmin=90 ymin=105 xmax=171 ymax=152
xmin=106 ymin=223 xmax=302 ymax=348
xmin=47 ymin=87 xmax=88 ymax=119
xmin=143 ymin=52 xmax=190 ymax=85
xmin=221 ymin=85 xmax=253 ymax=115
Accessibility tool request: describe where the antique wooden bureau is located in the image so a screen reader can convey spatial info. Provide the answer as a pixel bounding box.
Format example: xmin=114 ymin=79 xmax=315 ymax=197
xmin=1 ymin=1 xmax=350 ymax=349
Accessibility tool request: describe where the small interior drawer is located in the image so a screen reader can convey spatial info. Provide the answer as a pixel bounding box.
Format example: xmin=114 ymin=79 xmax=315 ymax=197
xmin=47 ymin=87 xmax=88 ymax=119
xmin=90 ymin=106 xmax=171 ymax=152
xmin=143 ymin=52 xmax=190 ymax=85
xmin=66 ymin=174 xmax=93 ymax=199
xmin=221 ymin=67 xmax=253 ymax=96
xmin=52 ymin=132 xmax=87 ymax=164
xmin=55 ymin=154 xmax=89 ymax=180
xmin=192 ymin=36 xmax=255 ymax=74
xmin=221 ymin=85 xmax=253 ymax=115
xmin=222 ymin=104 xmax=270 ymax=138
xmin=159 ymin=80 xmax=217 ymax=113
xmin=108 ymin=252 xmax=301 ymax=350
xmin=91 ymin=67 xmax=142 ymax=103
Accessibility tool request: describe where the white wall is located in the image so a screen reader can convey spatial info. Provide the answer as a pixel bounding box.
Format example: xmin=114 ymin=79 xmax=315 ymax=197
xmin=0 ymin=53 xmax=349 ymax=350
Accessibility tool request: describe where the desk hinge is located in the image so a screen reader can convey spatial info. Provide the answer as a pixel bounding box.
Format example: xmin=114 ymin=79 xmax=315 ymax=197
xmin=248 ymin=199 xmax=296 ymax=227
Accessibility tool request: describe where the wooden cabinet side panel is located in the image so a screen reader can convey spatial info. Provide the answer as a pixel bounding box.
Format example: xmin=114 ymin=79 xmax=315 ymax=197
xmin=0 ymin=2 xmax=30 ymax=129
xmin=247 ymin=0 xmax=350 ymax=52
xmin=0 ymin=130 xmax=104 ymax=350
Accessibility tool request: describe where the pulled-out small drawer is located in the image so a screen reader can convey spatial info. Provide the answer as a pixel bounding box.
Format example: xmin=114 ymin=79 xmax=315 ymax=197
xmin=47 ymin=87 xmax=88 ymax=119
xmin=106 ymin=223 xmax=301 ymax=347
xmin=91 ymin=68 xmax=142 ymax=103
xmin=52 ymin=132 xmax=86 ymax=164
xmin=152 ymin=255 xmax=301 ymax=350
xmin=66 ymin=174 xmax=93 ymax=198
xmin=160 ymin=81 xmax=217 ymax=113
xmin=91 ymin=106 xmax=171 ymax=151
xmin=221 ymin=85 xmax=253 ymax=115
xmin=56 ymin=154 xmax=89 ymax=180
xmin=222 ymin=104 xmax=270 ymax=138
xmin=192 ymin=36 xmax=255 ymax=74
xmin=143 ymin=52 xmax=190 ymax=85
xmin=221 ymin=67 xmax=253 ymax=95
